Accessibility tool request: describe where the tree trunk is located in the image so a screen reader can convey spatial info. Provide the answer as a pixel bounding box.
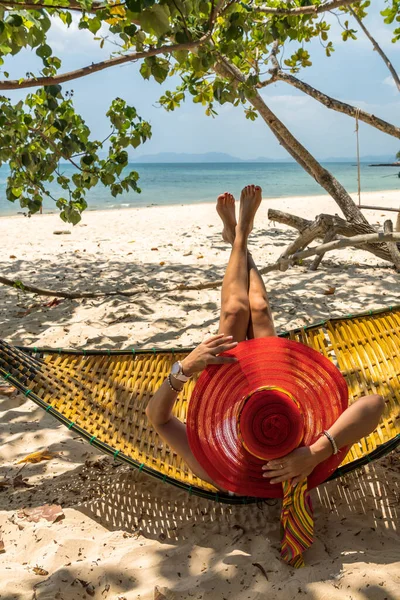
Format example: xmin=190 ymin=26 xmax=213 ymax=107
xmin=247 ymin=90 xmax=371 ymax=225
xmin=215 ymin=58 xmax=371 ymax=225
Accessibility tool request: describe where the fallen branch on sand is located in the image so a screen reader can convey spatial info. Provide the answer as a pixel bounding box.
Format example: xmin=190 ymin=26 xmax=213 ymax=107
xmin=268 ymin=209 xmax=398 ymax=264
xmin=0 ymin=275 xmax=144 ymax=299
xmin=1 ymin=232 xmax=399 ymax=299
xmin=175 ymin=232 xmax=400 ymax=292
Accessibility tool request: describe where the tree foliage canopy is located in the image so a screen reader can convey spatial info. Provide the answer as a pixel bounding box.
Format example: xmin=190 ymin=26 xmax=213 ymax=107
xmin=0 ymin=0 xmax=399 ymax=222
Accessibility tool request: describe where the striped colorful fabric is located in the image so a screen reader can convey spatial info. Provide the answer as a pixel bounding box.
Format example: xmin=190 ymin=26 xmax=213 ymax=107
xmin=280 ymin=479 xmax=314 ymax=568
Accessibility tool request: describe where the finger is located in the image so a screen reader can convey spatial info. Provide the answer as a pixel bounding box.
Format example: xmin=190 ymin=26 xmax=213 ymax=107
xmin=263 ymin=468 xmax=291 ymax=479
xmin=208 ymin=356 xmax=238 ymax=365
xmin=262 ymin=462 xmax=287 ymax=471
xmin=291 ymin=477 xmax=302 ymax=486
xmin=210 ymin=342 xmax=238 ymax=354
xmin=263 ymin=468 xmax=285 ymax=476
xmin=269 ymin=473 xmax=293 ymax=484
xmin=204 ymin=333 xmax=227 ymax=345
xmin=262 ymin=456 xmax=291 ymax=469
xmin=207 ymin=335 xmax=234 ymax=348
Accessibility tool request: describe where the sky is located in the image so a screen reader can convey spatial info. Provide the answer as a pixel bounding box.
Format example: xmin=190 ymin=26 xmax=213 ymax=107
xmin=3 ymin=1 xmax=400 ymax=161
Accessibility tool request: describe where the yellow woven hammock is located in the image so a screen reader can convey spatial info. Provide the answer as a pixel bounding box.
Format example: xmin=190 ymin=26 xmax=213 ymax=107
xmin=1 ymin=305 xmax=399 ymax=504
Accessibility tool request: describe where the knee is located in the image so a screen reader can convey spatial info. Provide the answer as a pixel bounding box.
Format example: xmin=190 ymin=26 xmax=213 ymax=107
xmin=221 ymin=299 xmax=249 ymax=322
xmin=250 ymin=294 xmax=270 ymax=317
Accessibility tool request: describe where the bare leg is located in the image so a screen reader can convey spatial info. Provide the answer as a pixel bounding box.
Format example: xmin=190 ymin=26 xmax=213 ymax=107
xmin=217 ymin=185 xmax=262 ymax=341
xmin=217 ymin=190 xmax=276 ymax=339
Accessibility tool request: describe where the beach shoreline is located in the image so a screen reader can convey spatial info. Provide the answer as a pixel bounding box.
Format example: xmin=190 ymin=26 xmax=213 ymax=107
xmin=0 ymin=189 xmax=399 ymax=599
xmin=0 ymin=188 xmax=399 ymax=220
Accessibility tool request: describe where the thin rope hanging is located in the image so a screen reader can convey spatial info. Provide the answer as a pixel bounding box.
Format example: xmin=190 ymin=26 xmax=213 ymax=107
xmin=355 ymin=108 xmax=361 ymax=207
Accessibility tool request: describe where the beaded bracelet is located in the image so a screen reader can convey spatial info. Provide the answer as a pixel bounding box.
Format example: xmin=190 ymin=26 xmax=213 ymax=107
xmin=166 ymin=374 xmax=182 ymax=393
xmin=322 ymin=430 xmax=338 ymax=455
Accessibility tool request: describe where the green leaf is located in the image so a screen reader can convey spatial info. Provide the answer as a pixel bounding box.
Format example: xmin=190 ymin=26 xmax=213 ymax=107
xmin=88 ymin=17 xmax=102 ymax=34
xmin=140 ymin=5 xmax=170 ymax=37
xmin=126 ymin=0 xmax=142 ymax=10
xmin=44 ymin=84 xmax=62 ymax=97
xmin=7 ymin=14 xmax=23 ymax=28
xmin=81 ymin=154 xmax=95 ymax=166
xmin=124 ymin=23 xmax=137 ymax=36
xmin=151 ymin=59 xmax=169 ymax=83
xmin=36 ymin=44 xmax=52 ymax=59
xmin=116 ymin=150 xmax=128 ymax=164
xmin=0 ymin=44 xmax=12 ymax=55
xmin=175 ymin=30 xmax=190 ymax=44
xmin=21 ymin=151 xmax=32 ymax=167
xmin=140 ymin=60 xmax=152 ymax=80
xmin=11 ymin=187 xmax=22 ymax=198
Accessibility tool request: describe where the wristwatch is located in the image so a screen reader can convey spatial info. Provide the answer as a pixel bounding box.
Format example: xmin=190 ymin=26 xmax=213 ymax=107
xmin=170 ymin=361 xmax=191 ymax=382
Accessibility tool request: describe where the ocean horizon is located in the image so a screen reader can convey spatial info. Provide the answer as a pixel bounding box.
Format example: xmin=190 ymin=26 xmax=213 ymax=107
xmin=1 ymin=161 xmax=399 ymax=217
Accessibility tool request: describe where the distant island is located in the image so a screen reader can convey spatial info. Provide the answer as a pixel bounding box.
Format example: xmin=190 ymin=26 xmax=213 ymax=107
xmin=132 ymin=152 xmax=279 ymax=163
xmin=132 ymin=152 xmax=399 ymax=164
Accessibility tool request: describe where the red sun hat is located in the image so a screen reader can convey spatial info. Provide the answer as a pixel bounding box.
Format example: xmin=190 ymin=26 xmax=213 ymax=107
xmin=187 ymin=337 xmax=349 ymax=498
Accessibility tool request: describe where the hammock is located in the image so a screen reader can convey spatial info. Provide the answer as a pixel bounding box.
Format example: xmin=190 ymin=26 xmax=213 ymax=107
xmin=1 ymin=304 xmax=399 ymax=505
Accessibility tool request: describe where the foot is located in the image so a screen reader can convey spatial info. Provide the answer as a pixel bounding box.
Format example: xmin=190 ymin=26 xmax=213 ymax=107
xmin=237 ymin=185 xmax=262 ymax=237
xmin=216 ymin=192 xmax=237 ymax=245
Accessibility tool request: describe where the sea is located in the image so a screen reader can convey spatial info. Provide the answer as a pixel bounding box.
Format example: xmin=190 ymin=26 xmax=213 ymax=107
xmin=0 ymin=162 xmax=398 ymax=216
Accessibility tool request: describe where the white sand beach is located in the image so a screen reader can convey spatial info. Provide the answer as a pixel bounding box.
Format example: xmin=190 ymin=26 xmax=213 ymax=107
xmin=0 ymin=190 xmax=399 ymax=600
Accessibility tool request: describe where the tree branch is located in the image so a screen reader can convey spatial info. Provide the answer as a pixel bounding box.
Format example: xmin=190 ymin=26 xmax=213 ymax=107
xmin=0 ymin=274 xmax=145 ymax=298
xmin=0 ymin=0 xmax=106 ymax=12
xmin=255 ymin=0 xmax=356 ymax=16
xmin=0 ymin=37 xmax=210 ymax=90
xmin=350 ymin=7 xmax=400 ymax=93
xmin=270 ymin=71 xmax=400 ymax=139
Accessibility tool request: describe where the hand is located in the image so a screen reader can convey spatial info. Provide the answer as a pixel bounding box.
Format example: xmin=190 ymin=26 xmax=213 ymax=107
xmin=181 ymin=333 xmax=238 ymax=376
xmin=261 ymin=446 xmax=321 ymax=486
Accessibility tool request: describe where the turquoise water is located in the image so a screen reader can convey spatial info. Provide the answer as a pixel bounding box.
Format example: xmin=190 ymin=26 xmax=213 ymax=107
xmin=0 ymin=162 xmax=398 ymax=216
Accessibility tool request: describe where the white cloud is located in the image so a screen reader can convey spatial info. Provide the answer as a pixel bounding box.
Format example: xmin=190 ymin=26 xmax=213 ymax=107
xmin=47 ymin=14 xmax=112 ymax=56
xmin=383 ymin=75 xmax=396 ymax=88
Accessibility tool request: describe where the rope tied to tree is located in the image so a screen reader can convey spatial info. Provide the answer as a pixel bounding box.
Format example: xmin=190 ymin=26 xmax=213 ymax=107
xmin=355 ymin=107 xmax=362 ymax=207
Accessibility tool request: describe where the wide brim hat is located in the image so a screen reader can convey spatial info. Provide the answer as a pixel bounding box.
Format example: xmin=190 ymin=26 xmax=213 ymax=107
xmin=187 ymin=337 xmax=349 ymax=498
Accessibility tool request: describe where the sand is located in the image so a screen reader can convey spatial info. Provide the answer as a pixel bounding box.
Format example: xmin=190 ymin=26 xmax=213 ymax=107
xmin=0 ymin=190 xmax=399 ymax=600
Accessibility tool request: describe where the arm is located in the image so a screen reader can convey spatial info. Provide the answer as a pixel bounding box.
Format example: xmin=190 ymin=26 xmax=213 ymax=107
xmin=262 ymin=394 xmax=385 ymax=485
xmin=145 ymin=334 xmax=238 ymax=487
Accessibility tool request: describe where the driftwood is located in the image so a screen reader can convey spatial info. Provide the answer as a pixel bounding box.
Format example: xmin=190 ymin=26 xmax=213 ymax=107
xmin=0 ymin=275 xmax=144 ymax=299
xmin=268 ymin=209 xmax=394 ymax=264
xmin=310 ymin=230 xmax=337 ymax=272
xmin=383 ymin=220 xmax=400 ymax=271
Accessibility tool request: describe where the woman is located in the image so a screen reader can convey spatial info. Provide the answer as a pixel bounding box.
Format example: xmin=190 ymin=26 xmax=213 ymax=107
xmin=146 ymin=185 xmax=385 ymax=491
